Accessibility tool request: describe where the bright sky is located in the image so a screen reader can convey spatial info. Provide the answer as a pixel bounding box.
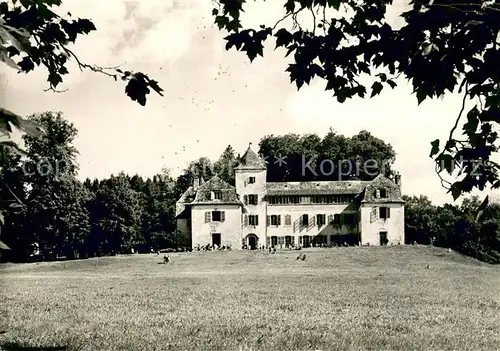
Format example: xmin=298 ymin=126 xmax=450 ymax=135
xmin=0 ymin=0 xmax=498 ymax=205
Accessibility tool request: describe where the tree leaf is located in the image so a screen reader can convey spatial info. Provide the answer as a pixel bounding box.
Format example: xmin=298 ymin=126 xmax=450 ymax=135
xmin=430 ymin=139 xmax=440 ymax=157
xmin=328 ymin=0 xmax=342 ymax=10
xmin=0 ymin=24 xmax=26 ymax=54
xmin=0 ymin=240 xmax=10 ymax=250
xmin=0 ymin=140 xmax=27 ymax=156
xmin=387 ymin=80 xmax=397 ymax=89
xmin=416 ymin=90 xmax=426 ymax=105
xmin=275 ymin=28 xmax=293 ymax=49
xmin=370 ymin=81 xmax=383 ymax=98
xmin=48 ymin=72 xmax=63 ymax=87
xmin=284 ymin=0 xmax=295 ymax=13
xmin=437 ymin=153 xmax=455 ymax=174
xmin=0 ymin=47 xmax=20 ymax=70
xmin=449 ymin=183 xmax=462 ymax=201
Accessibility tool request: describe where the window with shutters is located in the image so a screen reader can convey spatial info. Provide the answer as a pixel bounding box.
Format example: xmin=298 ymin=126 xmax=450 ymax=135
xmin=284 ymin=214 xmax=292 ymax=226
xmin=212 ymin=211 xmax=225 ymax=222
xmin=316 ymin=214 xmax=326 ymax=226
xmin=270 ymin=215 xmax=281 ymax=226
xmin=379 ymin=207 xmax=390 ymax=219
xmin=308 ymin=216 xmax=315 ymax=229
xmin=301 ymin=214 xmax=309 ymax=226
xmin=248 ymin=194 xmax=258 ymax=205
xmin=248 ymin=215 xmax=259 ymax=226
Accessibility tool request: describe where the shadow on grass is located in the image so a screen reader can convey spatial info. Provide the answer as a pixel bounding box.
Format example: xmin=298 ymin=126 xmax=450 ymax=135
xmin=0 ymin=342 xmax=68 ymax=351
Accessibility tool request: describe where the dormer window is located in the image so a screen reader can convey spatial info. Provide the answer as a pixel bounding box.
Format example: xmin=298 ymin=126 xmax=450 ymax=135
xmin=374 ymin=188 xmax=387 ymax=199
xmin=212 ymin=191 xmax=222 ymax=200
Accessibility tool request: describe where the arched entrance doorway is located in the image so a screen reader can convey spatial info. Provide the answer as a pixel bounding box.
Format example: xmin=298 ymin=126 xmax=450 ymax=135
xmin=246 ymin=234 xmax=258 ymax=250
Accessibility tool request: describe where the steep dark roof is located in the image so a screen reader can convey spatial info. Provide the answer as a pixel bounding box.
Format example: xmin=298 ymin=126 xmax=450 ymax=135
xmin=235 ymin=144 xmax=267 ymax=170
xmin=361 ymin=174 xmax=404 ymax=203
xmin=266 ymin=180 xmax=369 ymax=196
xmin=175 ymin=186 xmax=196 ymax=217
xmin=190 ymin=175 xmax=243 ymax=205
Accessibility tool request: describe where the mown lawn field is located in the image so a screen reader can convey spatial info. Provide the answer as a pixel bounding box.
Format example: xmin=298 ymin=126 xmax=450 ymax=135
xmin=1 ymin=246 xmax=499 ymax=351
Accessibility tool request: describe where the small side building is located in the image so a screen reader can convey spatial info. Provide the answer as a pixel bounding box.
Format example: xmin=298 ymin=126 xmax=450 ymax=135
xmin=176 ymin=175 xmax=243 ymax=249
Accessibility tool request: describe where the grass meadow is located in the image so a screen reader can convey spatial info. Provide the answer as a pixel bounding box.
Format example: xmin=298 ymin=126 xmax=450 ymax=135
xmin=1 ymin=246 xmax=499 ymax=351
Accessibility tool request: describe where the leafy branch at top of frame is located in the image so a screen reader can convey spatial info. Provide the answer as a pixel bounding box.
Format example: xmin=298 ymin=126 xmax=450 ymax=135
xmin=212 ymin=0 xmax=398 ymax=100
xmin=0 ymin=0 xmax=163 ymax=106
xmin=211 ymin=0 xmax=500 ymax=200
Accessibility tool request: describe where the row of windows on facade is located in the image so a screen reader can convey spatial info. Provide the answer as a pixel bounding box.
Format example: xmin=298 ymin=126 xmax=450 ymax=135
xmin=258 ymin=213 xmax=358 ymax=227
xmin=203 ymin=209 xmax=391 ymax=226
xmin=246 ymin=194 xmax=357 ymax=205
xmin=204 ymin=212 xmax=352 ymax=226
xmin=261 ymin=235 xmax=351 ymax=247
xmin=211 ymin=192 xmax=388 ymax=203
xmin=210 ymin=179 xmax=389 ymax=203
xmin=243 ymin=176 xmax=390 ymax=200
xmin=207 ymin=191 xmax=358 ymax=204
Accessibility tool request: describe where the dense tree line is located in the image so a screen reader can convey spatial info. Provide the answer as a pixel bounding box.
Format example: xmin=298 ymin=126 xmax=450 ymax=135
xmin=259 ymin=129 xmax=396 ymax=182
xmin=0 ymin=112 xmax=184 ymax=261
xmin=0 ymin=112 xmax=499 ymax=263
xmin=404 ymin=195 xmax=500 ymax=264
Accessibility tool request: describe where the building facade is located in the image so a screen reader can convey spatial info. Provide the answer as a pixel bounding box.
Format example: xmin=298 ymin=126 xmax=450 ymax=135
xmin=176 ymin=145 xmax=405 ymax=249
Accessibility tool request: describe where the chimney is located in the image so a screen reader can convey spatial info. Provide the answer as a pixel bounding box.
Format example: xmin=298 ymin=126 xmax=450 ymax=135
xmin=394 ymin=173 xmax=401 ymax=189
xmin=193 ymin=176 xmax=200 ymax=190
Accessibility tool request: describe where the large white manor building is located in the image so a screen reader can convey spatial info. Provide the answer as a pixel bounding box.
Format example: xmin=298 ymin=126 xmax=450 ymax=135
xmin=176 ymin=145 xmax=405 ymax=250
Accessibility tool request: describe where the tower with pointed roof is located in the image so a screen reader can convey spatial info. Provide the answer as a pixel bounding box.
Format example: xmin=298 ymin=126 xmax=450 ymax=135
xmin=235 ymin=143 xmax=268 ymax=249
